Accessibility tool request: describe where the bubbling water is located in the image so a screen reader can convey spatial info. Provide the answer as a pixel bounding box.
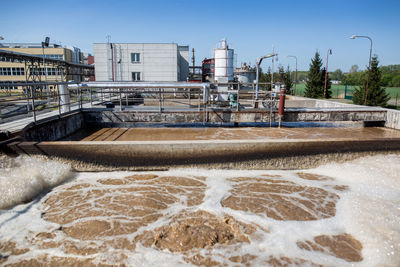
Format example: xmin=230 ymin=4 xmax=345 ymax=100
xmin=0 ymin=155 xmax=72 ymax=209
xmin=0 ymin=154 xmax=399 ymax=266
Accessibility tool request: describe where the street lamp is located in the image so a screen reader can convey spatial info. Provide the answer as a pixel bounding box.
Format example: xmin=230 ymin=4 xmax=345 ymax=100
xmin=324 ymin=49 xmax=332 ymax=98
xmin=255 ymin=53 xmax=277 ymax=108
xmin=0 ymin=36 xmax=4 ymax=41
xmin=42 ymin=37 xmax=50 ymax=102
xmin=287 ymin=55 xmax=297 ymax=95
xmin=350 ymin=35 xmax=373 ymax=105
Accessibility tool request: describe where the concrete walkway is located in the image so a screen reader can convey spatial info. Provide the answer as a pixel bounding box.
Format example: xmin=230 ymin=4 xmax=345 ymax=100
xmin=0 ymin=102 xmax=99 ymax=134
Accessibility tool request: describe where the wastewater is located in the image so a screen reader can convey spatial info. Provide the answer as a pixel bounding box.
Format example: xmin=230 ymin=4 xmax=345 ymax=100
xmin=1 ymin=127 xmax=400 ymax=266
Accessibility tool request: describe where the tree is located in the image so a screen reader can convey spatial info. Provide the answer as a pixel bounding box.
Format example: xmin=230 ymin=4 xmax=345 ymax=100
xmin=392 ymin=75 xmax=400 ymax=87
xmin=284 ymin=65 xmax=293 ymax=94
xmin=259 ymin=67 xmax=272 ymax=91
xmin=322 ymin=67 xmax=332 ymax=98
xmin=350 ymin=64 xmax=359 ymax=73
xmin=305 ymin=51 xmax=330 ymax=98
xmin=331 ymin=69 xmax=344 ymax=82
xmin=352 ymin=55 xmax=389 ymax=107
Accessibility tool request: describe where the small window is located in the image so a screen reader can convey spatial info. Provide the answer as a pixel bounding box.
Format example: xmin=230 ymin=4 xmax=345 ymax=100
xmin=132 ymin=72 xmax=141 ymax=81
xmin=131 ymin=53 xmax=140 ymax=63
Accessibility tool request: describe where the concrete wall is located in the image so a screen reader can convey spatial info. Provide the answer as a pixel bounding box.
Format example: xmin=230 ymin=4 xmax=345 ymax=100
xmin=94 ymin=43 xmax=188 ymax=82
xmin=8 ymin=138 xmax=400 ymax=170
xmin=385 ymin=109 xmax=400 ymax=129
xmin=83 ymin=109 xmax=387 ymax=126
xmin=22 ymin=112 xmax=84 ymax=142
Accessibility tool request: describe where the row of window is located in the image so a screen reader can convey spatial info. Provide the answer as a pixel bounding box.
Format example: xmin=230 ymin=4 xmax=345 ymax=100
xmin=0 ymin=67 xmax=25 ymax=76
xmin=0 ymin=67 xmax=63 ymax=76
xmin=0 ymin=54 xmax=63 ymax=62
xmin=29 ymin=68 xmax=62 ymax=76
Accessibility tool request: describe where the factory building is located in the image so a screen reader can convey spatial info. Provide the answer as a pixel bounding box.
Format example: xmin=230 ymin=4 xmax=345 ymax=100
xmin=0 ymin=43 xmax=82 ymax=87
xmin=93 ymin=43 xmax=189 ymax=82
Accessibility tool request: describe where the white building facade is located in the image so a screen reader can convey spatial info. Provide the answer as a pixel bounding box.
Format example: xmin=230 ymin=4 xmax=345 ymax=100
xmin=93 ymin=43 xmax=189 ymax=82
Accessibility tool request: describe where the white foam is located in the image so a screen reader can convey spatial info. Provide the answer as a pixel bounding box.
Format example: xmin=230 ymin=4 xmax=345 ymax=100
xmin=0 ymin=155 xmax=72 ymax=209
xmin=0 ymin=154 xmax=399 ymax=266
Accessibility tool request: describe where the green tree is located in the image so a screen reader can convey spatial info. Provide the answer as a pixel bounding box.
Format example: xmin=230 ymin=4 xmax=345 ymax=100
xmin=259 ymin=67 xmax=272 ymax=90
xmin=305 ymin=51 xmax=326 ymax=98
xmin=391 ymin=75 xmax=400 ymax=87
xmin=352 ymin=55 xmax=389 ymax=107
xmin=322 ymin=67 xmax=332 ymax=98
xmin=350 ymin=64 xmax=359 ymax=73
xmin=381 ymin=73 xmax=393 ymax=87
xmin=284 ymin=65 xmax=293 ymax=94
xmin=331 ymin=69 xmax=344 ymax=82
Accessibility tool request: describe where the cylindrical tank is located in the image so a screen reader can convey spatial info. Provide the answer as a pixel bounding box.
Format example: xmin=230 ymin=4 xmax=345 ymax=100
xmin=214 ymin=39 xmax=234 ymax=82
xmin=236 ymin=71 xmax=256 ymax=84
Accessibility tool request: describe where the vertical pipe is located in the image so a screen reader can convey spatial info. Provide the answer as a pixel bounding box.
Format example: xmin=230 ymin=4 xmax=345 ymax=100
xmin=90 ymin=88 xmax=93 ymax=107
xmin=159 ymin=88 xmax=162 ymax=113
xmin=236 ymin=83 xmax=240 ymax=112
xmin=189 ymin=88 xmax=191 ymax=107
xmin=294 ymin=57 xmax=297 ymax=95
xmin=111 ymin=43 xmax=115 ymax=82
xmin=255 ymin=61 xmax=260 ymax=108
xmin=58 ymin=85 xmax=61 ymax=116
xmin=42 ymin=45 xmax=50 ymax=103
xmin=198 ymin=89 xmax=201 ymax=112
xmin=278 ymin=86 xmax=286 ymax=128
xmin=119 ymin=88 xmax=122 ymax=111
xmin=31 ymin=87 xmax=36 ymax=123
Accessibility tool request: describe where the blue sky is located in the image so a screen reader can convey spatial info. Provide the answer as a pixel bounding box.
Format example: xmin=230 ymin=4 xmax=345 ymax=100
xmin=1 ymin=0 xmax=399 ymax=72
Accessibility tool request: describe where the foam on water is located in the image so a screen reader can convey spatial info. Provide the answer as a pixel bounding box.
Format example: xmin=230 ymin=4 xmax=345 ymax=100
xmin=0 ymin=154 xmax=399 ymax=266
xmin=0 ymin=155 xmax=72 ymax=209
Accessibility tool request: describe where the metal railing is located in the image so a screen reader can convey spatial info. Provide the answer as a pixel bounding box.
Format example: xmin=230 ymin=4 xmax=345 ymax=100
xmin=0 ymin=81 xmax=279 ymax=132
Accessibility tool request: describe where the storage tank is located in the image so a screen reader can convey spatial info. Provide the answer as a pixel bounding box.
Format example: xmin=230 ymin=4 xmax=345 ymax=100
xmin=214 ymin=38 xmax=234 ymax=83
xmin=235 ymin=63 xmax=256 ymax=84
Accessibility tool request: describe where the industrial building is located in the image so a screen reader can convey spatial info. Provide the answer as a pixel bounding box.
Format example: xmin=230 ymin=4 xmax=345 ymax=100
xmin=0 ymin=43 xmax=84 ymax=88
xmin=93 ymin=43 xmax=189 ymax=82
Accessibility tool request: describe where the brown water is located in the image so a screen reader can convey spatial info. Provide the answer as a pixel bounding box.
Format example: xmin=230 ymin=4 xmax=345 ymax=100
xmin=2 ymin=154 xmax=399 ymax=266
xmin=76 ymin=127 xmax=400 ymax=141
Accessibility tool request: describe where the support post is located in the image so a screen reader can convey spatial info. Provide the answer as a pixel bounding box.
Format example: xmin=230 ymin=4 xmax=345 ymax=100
xmin=59 ymin=84 xmax=70 ymax=113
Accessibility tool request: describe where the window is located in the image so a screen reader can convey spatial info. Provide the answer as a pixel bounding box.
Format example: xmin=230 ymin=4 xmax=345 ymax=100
xmin=131 ymin=53 xmax=140 ymax=63
xmin=132 ymin=72 xmax=141 ymax=81
xmin=11 ymin=68 xmax=24 ymax=76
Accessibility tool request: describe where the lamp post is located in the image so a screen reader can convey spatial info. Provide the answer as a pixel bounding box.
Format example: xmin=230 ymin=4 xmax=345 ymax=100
xmin=0 ymin=36 xmax=4 ymax=41
xmin=42 ymin=37 xmax=50 ymax=102
xmin=324 ymin=49 xmax=332 ymax=98
xmin=287 ymin=55 xmax=297 ymax=95
xmin=350 ymin=35 xmax=373 ymax=105
xmin=255 ymin=53 xmax=277 ymax=108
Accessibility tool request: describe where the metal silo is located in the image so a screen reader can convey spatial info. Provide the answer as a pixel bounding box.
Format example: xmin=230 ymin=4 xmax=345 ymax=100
xmin=214 ymin=38 xmax=234 ymax=83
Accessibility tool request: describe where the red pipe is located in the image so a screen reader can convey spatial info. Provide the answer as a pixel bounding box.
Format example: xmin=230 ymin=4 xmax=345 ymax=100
xmin=278 ymin=86 xmax=285 ymax=116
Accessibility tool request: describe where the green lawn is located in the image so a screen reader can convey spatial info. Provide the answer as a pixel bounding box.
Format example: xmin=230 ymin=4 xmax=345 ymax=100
xmin=293 ymin=84 xmax=400 ymax=100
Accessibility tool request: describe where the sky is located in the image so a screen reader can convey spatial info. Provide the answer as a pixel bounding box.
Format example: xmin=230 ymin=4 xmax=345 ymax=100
xmin=1 ymin=0 xmax=399 ymax=72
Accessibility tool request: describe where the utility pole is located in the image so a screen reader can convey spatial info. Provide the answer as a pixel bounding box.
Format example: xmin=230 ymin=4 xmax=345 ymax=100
xmin=324 ymin=49 xmax=332 ymax=98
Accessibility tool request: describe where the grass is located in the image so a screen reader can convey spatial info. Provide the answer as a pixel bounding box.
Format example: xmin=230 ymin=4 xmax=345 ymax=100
xmin=294 ymin=84 xmax=400 ymax=100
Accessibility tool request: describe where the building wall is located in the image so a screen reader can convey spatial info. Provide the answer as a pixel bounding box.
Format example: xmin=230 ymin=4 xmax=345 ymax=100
xmin=178 ymin=46 xmax=189 ymax=81
xmin=0 ymin=46 xmax=74 ymax=85
xmin=93 ymin=43 xmax=189 ymax=82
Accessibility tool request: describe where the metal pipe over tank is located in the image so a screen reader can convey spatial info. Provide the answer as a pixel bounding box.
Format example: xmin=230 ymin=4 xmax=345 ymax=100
xmin=255 ymin=53 xmax=277 ymax=108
